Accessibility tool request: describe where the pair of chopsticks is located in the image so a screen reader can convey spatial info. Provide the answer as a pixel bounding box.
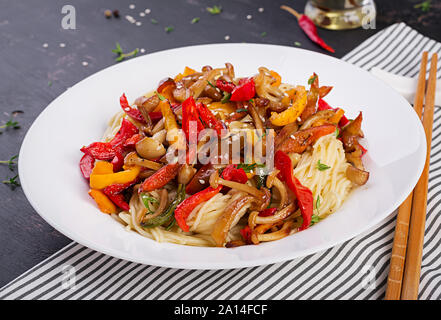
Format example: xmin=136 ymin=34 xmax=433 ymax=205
xmin=385 ymin=52 xmax=438 ymax=300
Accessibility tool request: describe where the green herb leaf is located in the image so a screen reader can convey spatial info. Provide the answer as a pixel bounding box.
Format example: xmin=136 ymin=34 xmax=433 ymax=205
xmin=221 ymin=92 xmax=231 ymax=104
xmin=48 ymin=81 xmax=52 ymax=87
xmin=261 ymin=31 xmax=267 ymax=37
xmin=308 ymin=74 xmax=318 ymax=85
xmin=236 ymin=108 xmax=248 ymax=113
xmin=310 ymin=214 xmax=321 ymax=225
xmin=414 ymin=0 xmax=431 ymax=12
xmin=155 ymin=91 xmax=166 ymax=101
xmin=207 ymin=5 xmax=222 ymax=15
xmin=207 ymin=80 xmax=216 ymax=88
xmin=2 ymin=174 xmax=20 ymax=190
xmin=315 ymin=195 xmax=320 ymax=211
xmin=294 ymin=41 xmax=302 ymax=47
xmin=111 ymin=42 xmax=123 ymax=54
xmin=191 ymin=17 xmax=200 ymax=24
xmin=151 ymin=18 xmax=158 ymax=24
xmin=165 ymin=26 xmax=174 ymax=33
xmin=317 ymin=160 xmax=331 ymax=171
xmin=112 ymin=43 xmax=139 ymax=62
xmin=0 ymin=155 xmax=18 ymax=171
xmin=237 ymin=163 xmax=265 ymax=173
xmin=0 ymin=116 xmax=20 ymax=131
xmin=334 ymin=127 xmax=340 ymax=137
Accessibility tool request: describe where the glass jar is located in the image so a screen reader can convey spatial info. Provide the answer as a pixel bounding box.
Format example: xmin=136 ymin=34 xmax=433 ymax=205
xmin=305 ymin=0 xmax=376 ymax=30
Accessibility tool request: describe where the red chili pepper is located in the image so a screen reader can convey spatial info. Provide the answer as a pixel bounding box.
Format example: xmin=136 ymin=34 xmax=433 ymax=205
xmin=281 ymin=6 xmax=334 ymax=53
xmin=259 ymin=207 xmax=277 ymax=217
xmin=216 ymin=79 xmax=236 ymax=93
xmin=230 ymin=78 xmax=256 ymax=102
xmin=221 ymin=164 xmax=248 ymax=184
xmin=148 ymin=111 xmax=163 ymax=122
xmin=175 ymin=185 xmax=223 ymax=232
xmin=240 ymin=225 xmax=252 ymax=244
xmin=104 ymin=192 xmax=130 ymax=211
xmin=123 ymin=133 xmax=143 ymax=149
xmin=109 ymin=118 xmax=139 ymax=147
xmin=81 ymin=142 xmax=116 ymax=160
xmin=79 ymin=154 xmax=95 ymax=180
xmin=182 ymin=96 xmax=204 ymax=141
xmin=120 ymin=93 xmax=146 ymax=123
xmin=196 ymin=102 xmax=225 ymax=136
xmin=139 ymin=163 xmax=180 ymax=192
xmin=275 ymin=150 xmax=313 ymax=230
xmin=317 ymin=98 xmax=350 ymax=127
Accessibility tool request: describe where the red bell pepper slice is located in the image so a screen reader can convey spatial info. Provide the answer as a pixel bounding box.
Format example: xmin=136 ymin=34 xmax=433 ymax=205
xmin=259 ymin=207 xmax=277 ymax=217
xmin=221 ymin=164 xmax=248 ymax=184
xmin=111 ymin=147 xmax=125 ymax=172
xmin=104 ymin=192 xmax=130 ymax=211
xmin=120 ymin=93 xmax=146 ymax=123
xmin=175 ymin=185 xmax=223 ymax=232
xmin=148 ymin=111 xmax=163 ymax=122
xmin=317 ymin=98 xmax=349 ymax=127
xmin=123 ymin=133 xmax=143 ymax=149
xmin=139 ymin=163 xmax=180 ymax=192
xmin=79 ymin=154 xmax=95 ymax=180
xmin=230 ymin=78 xmax=256 ymax=102
xmin=240 ymin=225 xmax=252 ymax=244
xmin=216 ymin=79 xmax=235 ymax=93
xmin=81 ymin=142 xmax=116 ymax=160
xmin=182 ymin=96 xmax=204 ymax=142
xmin=196 ymin=102 xmax=225 ymax=136
xmin=103 ymin=179 xmax=138 ymax=196
xmin=109 ymin=118 xmax=139 ymax=148
xmin=275 ymin=150 xmax=313 ymax=230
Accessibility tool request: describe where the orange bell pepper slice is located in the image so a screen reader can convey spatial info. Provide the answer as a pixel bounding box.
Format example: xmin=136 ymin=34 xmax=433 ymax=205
xmin=88 ymin=189 xmax=117 ymax=214
xmin=270 ymin=70 xmax=282 ymax=87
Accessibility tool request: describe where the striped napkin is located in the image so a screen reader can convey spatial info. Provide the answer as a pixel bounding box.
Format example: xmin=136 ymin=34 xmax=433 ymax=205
xmin=1 ymin=22 xmax=441 ymax=300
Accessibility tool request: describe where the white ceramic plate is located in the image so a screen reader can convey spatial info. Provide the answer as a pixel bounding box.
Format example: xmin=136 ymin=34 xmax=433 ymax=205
xmin=19 ymin=44 xmax=426 ymax=270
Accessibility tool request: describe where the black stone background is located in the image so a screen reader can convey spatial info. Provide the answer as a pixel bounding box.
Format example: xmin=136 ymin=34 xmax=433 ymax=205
xmin=0 ymin=0 xmax=440 ymax=286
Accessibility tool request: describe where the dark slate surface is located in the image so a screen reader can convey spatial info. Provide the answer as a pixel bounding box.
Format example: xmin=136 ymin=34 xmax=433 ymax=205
xmin=0 ymin=0 xmax=440 ymax=287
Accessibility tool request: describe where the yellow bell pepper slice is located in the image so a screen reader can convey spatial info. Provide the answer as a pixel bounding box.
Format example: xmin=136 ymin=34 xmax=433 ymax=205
xmin=91 ymin=161 xmax=114 ymax=175
xmin=90 ymin=165 xmax=141 ymax=189
xmin=270 ymin=91 xmax=308 ymax=126
xmin=88 ymin=189 xmax=117 ymax=214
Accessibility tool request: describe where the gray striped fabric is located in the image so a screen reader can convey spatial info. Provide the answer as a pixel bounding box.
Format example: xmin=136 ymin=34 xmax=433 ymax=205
xmin=2 ymin=22 xmax=441 ymax=300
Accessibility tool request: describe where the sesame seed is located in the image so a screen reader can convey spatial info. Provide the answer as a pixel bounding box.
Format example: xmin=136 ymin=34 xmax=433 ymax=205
xmin=59 ymin=43 xmax=66 ymax=48
xmin=140 ymin=48 xmax=145 ymax=53
xmin=42 ymin=43 xmax=48 ymax=48
xmin=82 ymin=61 xmax=88 ymax=66
xmin=224 ymin=35 xmax=230 ymax=41
xmin=258 ymin=7 xmax=264 ymax=13
xmin=199 ymin=179 xmax=205 ymax=184
xmin=125 ymin=15 xmax=136 ymax=23
xmin=246 ymin=15 xmax=252 ymax=20
xmin=136 ymin=21 xmax=142 ymax=26
xmin=129 ymin=4 xmax=135 ymax=9
xmin=145 ymin=9 xmax=151 ymax=14
xmin=139 ymin=12 xmax=145 ymax=17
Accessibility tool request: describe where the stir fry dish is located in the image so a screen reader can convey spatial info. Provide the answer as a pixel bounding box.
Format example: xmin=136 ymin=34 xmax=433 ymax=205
xmin=79 ymin=63 xmax=369 ymax=247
